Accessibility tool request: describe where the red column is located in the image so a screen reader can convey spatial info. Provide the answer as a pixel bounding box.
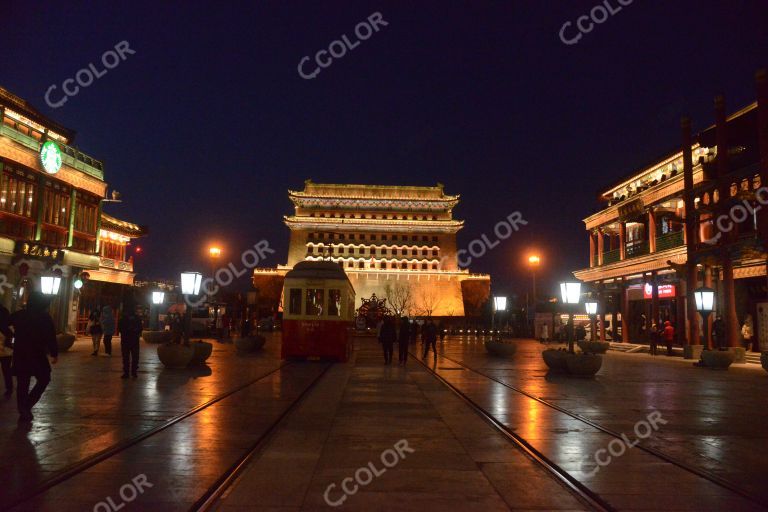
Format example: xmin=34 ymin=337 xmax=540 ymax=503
xmin=622 ymin=282 xmax=630 ymax=342
xmin=648 ymin=209 xmax=657 ymax=253
xmin=682 ymin=116 xmax=700 ymax=347
xmin=597 ymin=229 xmax=604 ymax=265
xmin=722 ymin=258 xmax=740 ymax=347
xmin=651 ymin=271 xmax=659 ymax=327
xmin=619 ymin=222 xmax=627 ymax=260
xmin=589 ymin=232 xmax=596 ymax=268
xmin=703 ymin=266 xmax=713 ymax=349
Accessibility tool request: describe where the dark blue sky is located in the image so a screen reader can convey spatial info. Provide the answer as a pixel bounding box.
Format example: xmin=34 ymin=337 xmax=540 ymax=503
xmin=2 ymin=0 xmax=767 ymax=300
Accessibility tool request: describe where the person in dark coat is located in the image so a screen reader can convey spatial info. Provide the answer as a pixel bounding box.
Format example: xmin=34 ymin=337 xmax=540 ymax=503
xmin=422 ymin=318 xmax=438 ymax=360
xmin=398 ymin=316 xmax=411 ymax=365
xmin=378 ymin=316 xmax=397 ymax=364
xmin=118 ymin=302 xmax=143 ymax=378
xmin=712 ymin=316 xmax=725 ymax=349
xmin=648 ymin=323 xmax=659 ymax=356
xmin=9 ymin=292 xmax=58 ymax=422
xmin=101 ymin=305 xmax=116 ymax=356
xmin=0 ymin=305 xmax=14 ymax=396
xmin=409 ymin=320 xmax=419 ymax=345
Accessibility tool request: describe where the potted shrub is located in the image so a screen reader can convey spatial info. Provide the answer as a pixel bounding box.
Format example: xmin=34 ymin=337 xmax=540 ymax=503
xmin=484 ymin=338 xmax=517 ymax=357
xmin=577 ymin=340 xmax=610 ymax=354
xmin=542 ymin=348 xmax=569 ymax=372
xmin=189 ymin=340 xmax=213 ymax=365
xmin=235 ymin=335 xmax=266 ymax=354
xmin=566 ymin=352 xmax=603 ymax=377
xmin=699 ymin=348 xmax=735 ymax=370
xmin=157 ymin=343 xmax=194 ymax=368
xmin=56 ymin=332 xmax=76 ymax=352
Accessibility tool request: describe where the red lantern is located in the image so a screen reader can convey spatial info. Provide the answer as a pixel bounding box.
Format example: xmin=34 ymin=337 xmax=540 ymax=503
xmin=18 ymin=263 xmax=29 ymax=276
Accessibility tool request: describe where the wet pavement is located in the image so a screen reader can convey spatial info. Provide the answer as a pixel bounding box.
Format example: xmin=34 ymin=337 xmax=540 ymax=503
xmin=434 ymin=336 xmax=768 ymax=510
xmin=214 ymin=338 xmax=588 ymax=511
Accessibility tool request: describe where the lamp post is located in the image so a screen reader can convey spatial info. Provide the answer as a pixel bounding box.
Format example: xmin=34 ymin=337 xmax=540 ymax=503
xmin=693 ymin=286 xmax=715 ymax=349
xmin=527 ymin=255 xmax=541 ymax=336
xmin=492 ymin=296 xmax=507 ymax=333
xmin=180 ymin=271 xmax=202 ymax=345
xmin=209 ymin=246 xmax=222 ymax=335
xmin=559 ymin=281 xmax=582 ymax=353
xmin=585 ymin=300 xmax=598 ymax=341
xmin=151 ymin=291 xmax=165 ymax=330
xmin=40 ymin=275 xmax=62 ymax=296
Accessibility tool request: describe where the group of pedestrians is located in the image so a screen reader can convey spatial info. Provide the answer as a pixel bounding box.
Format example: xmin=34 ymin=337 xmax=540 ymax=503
xmin=378 ymin=317 xmax=441 ymax=365
xmin=88 ymin=303 xmax=143 ymax=378
xmin=0 ymin=296 xmax=145 ymax=423
xmin=648 ymin=320 xmax=675 ymax=356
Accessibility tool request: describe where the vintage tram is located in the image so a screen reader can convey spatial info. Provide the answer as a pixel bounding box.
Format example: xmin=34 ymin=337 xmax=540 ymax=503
xmin=281 ymin=261 xmax=356 ymax=361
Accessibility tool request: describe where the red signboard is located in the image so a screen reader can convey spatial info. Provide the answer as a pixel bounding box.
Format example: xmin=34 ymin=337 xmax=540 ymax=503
xmin=643 ymin=283 xmax=676 ymax=299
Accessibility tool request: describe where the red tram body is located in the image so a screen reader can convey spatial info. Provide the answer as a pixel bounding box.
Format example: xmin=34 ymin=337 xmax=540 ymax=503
xmin=281 ymin=261 xmax=356 ymax=362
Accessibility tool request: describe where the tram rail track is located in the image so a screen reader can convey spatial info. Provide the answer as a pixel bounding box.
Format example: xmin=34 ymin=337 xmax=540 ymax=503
xmin=425 ymin=344 xmax=768 ymax=510
xmin=4 ymin=360 xmax=296 ymax=511
xmin=190 ymin=362 xmax=333 ymax=512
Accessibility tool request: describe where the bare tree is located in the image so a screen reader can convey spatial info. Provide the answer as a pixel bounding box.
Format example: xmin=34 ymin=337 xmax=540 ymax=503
xmin=415 ymin=287 xmax=442 ymax=318
xmin=384 ymin=281 xmax=413 ymax=317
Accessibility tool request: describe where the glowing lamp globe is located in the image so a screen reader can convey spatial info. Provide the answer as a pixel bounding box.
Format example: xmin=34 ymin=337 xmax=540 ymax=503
xmin=41 ymin=275 xmax=62 ymax=295
xmin=493 ymin=296 xmax=507 ymax=312
xmin=152 ymin=291 xmax=166 ymax=305
xmin=559 ymin=281 xmax=582 ymax=304
xmin=585 ymin=301 xmax=598 ymax=316
xmin=180 ymin=271 xmax=203 ymax=295
xmin=693 ymin=287 xmax=715 ymax=313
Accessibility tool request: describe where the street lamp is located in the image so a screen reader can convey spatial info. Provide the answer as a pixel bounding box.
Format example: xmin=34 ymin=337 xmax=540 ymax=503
xmin=559 ymin=281 xmax=582 ymax=352
xmin=694 ymin=286 xmax=715 ymax=347
xmin=208 ymin=246 xmax=222 ymax=334
xmin=41 ymin=275 xmax=62 ymax=295
xmin=180 ymin=271 xmax=202 ymax=344
xmin=527 ymin=254 xmax=541 ymax=336
xmin=151 ymin=291 xmax=165 ymax=330
xmin=585 ymin=300 xmax=598 ymax=341
xmin=492 ymin=296 xmax=507 ymax=333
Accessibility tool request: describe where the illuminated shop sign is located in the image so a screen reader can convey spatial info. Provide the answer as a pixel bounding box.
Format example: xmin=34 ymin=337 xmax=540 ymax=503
xmin=643 ymin=283 xmax=676 ymax=299
xmin=40 ymin=141 xmax=62 ymax=175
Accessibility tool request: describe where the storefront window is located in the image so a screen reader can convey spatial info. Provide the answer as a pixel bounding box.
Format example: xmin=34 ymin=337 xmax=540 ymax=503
xmin=306 ymin=288 xmax=324 ymax=316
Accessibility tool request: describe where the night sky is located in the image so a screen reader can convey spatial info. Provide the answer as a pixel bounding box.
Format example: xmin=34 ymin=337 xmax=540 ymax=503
xmin=2 ymin=1 xmax=767 ymax=302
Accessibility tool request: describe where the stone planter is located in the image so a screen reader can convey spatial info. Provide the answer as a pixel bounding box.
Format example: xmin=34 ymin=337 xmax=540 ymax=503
xmin=727 ymin=347 xmax=746 ymax=364
xmin=683 ymin=345 xmax=704 ymax=360
xmin=577 ymin=340 xmax=610 ymax=354
xmin=189 ymin=340 xmax=213 ymax=365
xmin=56 ymin=333 xmax=76 ymax=352
xmin=235 ymin=335 xmax=266 ymax=354
xmin=157 ymin=343 xmax=194 ymax=368
xmin=761 ymin=352 xmax=768 ymax=373
xmin=142 ymin=330 xmax=172 ymax=344
xmin=484 ymin=339 xmax=517 ymax=357
xmin=565 ymin=353 xmax=603 ymax=377
xmin=542 ymin=349 xmax=569 ymax=372
xmin=700 ymin=349 xmax=735 ymax=370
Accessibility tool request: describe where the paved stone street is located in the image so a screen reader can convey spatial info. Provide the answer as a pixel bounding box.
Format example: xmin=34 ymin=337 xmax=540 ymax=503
xmin=2 ymin=334 xmax=768 ymax=511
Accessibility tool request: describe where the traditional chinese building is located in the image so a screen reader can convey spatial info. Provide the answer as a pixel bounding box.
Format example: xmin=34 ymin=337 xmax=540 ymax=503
xmin=276 ymin=180 xmax=490 ymax=317
xmin=573 ymin=71 xmax=768 ymax=354
xmin=0 ymin=86 xmax=145 ymax=332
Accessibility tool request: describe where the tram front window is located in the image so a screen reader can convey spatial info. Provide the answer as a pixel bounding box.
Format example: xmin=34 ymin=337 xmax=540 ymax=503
xmin=289 ymin=289 xmax=302 ymax=315
xmin=328 ymin=289 xmax=341 ymax=317
xmin=306 ymin=289 xmax=325 ymax=316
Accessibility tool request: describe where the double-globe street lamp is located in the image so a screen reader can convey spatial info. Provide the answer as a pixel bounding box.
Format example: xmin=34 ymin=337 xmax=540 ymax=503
xmin=559 ymin=281 xmax=582 ymax=353
xmin=180 ymin=271 xmax=203 ymax=345
xmin=150 ymin=291 xmax=165 ymax=330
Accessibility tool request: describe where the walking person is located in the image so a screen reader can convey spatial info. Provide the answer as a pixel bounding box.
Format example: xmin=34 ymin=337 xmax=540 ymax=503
xmin=119 ymin=302 xmax=143 ymax=379
xmin=713 ymin=316 xmax=725 ymax=349
xmin=422 ymin=318 xmax=438 ymax=360
xmin=741 ymin=314 xmax=754 ymax=352
xmin=9 ymin=292 xmax=58 ymax=422
xmin=379 ymin=316 xmax=396 ymax=365
xmin=438 ymin=320 xmax=446 ymax=343
xmin=409 ymin=320 xmax=418 ymax=346
xmin=649 ymin=322 xmax=659 ymax=356
xmin=101 ymin=305 xmax=115 ymax=356
xmin=87 ymin=308 xmax=103 ymax=356
xmin=398 ymin=316 xmax=411 ymax=365
xmin=662 ymin=320 xmax=675 ymax=356
xmin=0 ymin=305 xmax=14 ymax=397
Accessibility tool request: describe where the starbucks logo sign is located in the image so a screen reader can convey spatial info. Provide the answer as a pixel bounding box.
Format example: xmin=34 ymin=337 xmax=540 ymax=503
xmin=40 ymin=141 xmax=62 ymax=175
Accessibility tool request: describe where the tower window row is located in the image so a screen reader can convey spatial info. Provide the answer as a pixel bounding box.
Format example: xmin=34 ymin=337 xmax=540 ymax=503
xmin=309 ymin=232 xmax=438 ymax=243
xmin=307 ymin=212 xmax=440 ymax=221
xmin=308 ymin=244 xmax=439 ymax=258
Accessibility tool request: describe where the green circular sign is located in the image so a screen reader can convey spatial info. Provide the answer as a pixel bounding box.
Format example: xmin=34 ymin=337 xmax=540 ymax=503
xmin=40 ymin=141 xmax=62 ymax=174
